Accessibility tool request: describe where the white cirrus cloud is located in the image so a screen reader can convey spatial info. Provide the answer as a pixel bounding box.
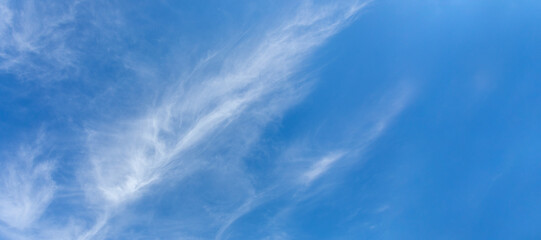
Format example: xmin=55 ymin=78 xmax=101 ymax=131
xmin=78 ymin=1 xmax=371 ymax=239
xmin=301 ymin=151 xmax=347 ymax=185
xmin=0 ymin=142 xmax=56 ymax=230
xmin=0 ymin=0 xmax=82 ymax=80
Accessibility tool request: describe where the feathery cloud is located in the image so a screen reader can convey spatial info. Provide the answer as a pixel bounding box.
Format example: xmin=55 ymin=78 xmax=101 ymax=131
xmin=214 ymin=82 xmax=414 ymax=239
xmin=79 ymin=1 xmax=370 ymax=238
xmin=0 ymin=142 xmax=56 ymax=230
xmin=301 ymin=151 xmax=346 ymax=185
xmin=0 ymin=0 xmax=81 ymax=80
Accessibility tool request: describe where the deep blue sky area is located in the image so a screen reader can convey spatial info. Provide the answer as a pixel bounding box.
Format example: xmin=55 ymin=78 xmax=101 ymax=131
xmin=0 ymin=0 xmax=540 ymax=239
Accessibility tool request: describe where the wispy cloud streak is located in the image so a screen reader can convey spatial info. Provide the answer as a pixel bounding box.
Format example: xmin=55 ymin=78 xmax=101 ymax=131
xmin=300 ymin=82 xmax=414 ymax=185
xmin=0 ymin=0 xmax=81 ymax=80
xmin=301 ymin=151 xmax=346 ymax=185
xmin=215 ymin=83 xmax=414 ymax=239
xmin=81 ymin=1 xmax=370 ymax=238
xmin=0 ymin=142 xmax=56 ymax=230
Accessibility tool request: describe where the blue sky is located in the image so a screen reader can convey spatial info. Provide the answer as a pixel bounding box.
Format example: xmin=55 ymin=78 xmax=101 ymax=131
xmin=1 ymin=0 xmax=540 ymax=239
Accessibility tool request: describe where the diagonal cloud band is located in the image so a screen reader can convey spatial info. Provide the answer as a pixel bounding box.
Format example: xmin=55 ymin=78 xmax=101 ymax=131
xmin=80 ymin=1 xmax=371 ymax=239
